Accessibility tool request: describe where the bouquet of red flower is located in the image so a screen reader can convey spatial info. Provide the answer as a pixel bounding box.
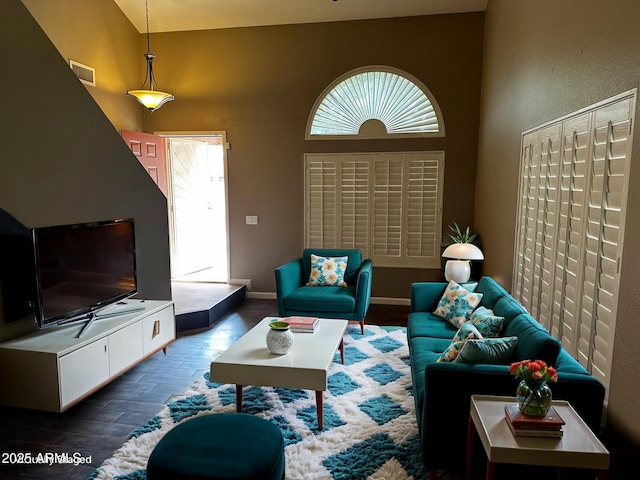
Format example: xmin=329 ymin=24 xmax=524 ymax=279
xmin=510 ymin=359 xmax=558 ymax=388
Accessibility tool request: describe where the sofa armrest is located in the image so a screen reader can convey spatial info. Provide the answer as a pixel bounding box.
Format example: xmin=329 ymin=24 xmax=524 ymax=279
xmin=411 ymin=282 xmax=448 ymax=313
xmin=274 ymin=258 xmax=303 ymax=315
xmin=354 ymin=259 xmax=373 ymax=320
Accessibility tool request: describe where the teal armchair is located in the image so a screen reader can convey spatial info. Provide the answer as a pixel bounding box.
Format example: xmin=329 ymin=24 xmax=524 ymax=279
xmin=274 ymin=249 xmax=373 ymax=334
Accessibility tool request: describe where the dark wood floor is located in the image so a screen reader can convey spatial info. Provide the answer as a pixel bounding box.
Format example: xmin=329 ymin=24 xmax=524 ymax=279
xmin=0 ymin=299 xmax=410 ymax=480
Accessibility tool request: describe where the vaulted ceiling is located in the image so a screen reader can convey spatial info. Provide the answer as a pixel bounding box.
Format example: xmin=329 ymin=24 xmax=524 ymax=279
xmin=114 ymin=0 xmax=488 ymax=33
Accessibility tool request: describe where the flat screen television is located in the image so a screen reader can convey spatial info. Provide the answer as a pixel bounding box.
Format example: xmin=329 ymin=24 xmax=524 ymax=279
xmin=31 ymin=218 xmax=138 ymax=328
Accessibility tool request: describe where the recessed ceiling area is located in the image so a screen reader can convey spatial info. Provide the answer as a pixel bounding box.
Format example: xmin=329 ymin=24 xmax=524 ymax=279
xmin=114 ymin=0 xmax=488 ymax=33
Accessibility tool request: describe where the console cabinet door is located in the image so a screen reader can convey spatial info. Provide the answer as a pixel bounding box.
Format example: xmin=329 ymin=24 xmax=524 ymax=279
xmin=59 ymin=338 xmax=109 ymax=408
xmin=143 ymin=306 xmax=175 ymax=355
xmin=109 ymin=321 xmax=144 ymax=375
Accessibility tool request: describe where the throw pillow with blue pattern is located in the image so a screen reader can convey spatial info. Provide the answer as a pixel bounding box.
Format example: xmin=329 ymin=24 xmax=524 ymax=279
xmin=433 ymin=281 xmax=483 ymax=328
xmin=307 ymin=254 xmax=348 ymax=287
xmin=438 ymin=322 xmax=483 ymax=362
xmin=470 ymin=306 xmax=505 ymax=338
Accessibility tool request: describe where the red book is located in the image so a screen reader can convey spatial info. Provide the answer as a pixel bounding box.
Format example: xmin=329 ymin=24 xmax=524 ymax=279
xmin=283 ymin=316 xmax=319 ymax=332
xmin=505 ymin=415 xmax=564 ymax=438
xmin=504 ymin=403 xmax=565 ymax=430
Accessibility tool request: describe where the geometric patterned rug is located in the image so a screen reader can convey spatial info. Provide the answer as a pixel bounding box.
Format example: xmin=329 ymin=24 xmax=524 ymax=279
xmin=89 ymin=325 xmax=427 ymax=480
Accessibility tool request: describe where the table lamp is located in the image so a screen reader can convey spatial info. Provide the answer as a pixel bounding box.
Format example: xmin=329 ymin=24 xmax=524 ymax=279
xmin=441 ymin=243 xmax=484 ymax=283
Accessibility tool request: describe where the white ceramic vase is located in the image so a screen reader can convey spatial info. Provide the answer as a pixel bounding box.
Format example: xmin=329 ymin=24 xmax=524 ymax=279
xmin=266 ymin=321 xmax=294 ymax=355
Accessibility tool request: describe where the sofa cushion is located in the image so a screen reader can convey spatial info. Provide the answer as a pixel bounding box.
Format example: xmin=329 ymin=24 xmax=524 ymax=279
xmin=306 ymin=254 xmax=348 ymax=287
xmin=438 ymin=323 xmax=483 ymax=362
xmin=433 ymin=281 xmax=483 ymax=328
xmin=453 ymin=336 xmax=518 ymax=364
xmin=504 ymin=313 xmax=561 ymax=365
xmin=493 ymin=296 xmax=528 ymax=324
xmin=470 ymin=307 xmax=504 ymax=337
xmin=409 ymin=337 xmax=450 ymax=407
xmin=407 ymin=312 xmax=458 ymax=339
xmin=284 ymin=286 xmax=356 ymax=312
xmin=477 ymin=276 xmax=509 ymax=309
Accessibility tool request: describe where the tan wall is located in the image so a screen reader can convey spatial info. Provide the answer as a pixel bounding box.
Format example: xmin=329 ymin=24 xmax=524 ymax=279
xmin=0 ymin=0 xmax=171 ymax=340
xmin=22 ymin=0 xmax=144 ymax=132
xmin=478 ymin=0 xmax=640 ymax=449
xmin=143 ymin=14 xmax=485 ymax=296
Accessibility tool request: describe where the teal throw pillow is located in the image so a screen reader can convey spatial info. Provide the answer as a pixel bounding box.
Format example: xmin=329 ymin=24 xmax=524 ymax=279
xmin=438 ymin=322 xmax=483 ymax=362
xmin=306 ymin=254 xmax=348 ymax=287
xmin=433 ymin=281 xmax=484 ymax=328
xmin=460 ymin=281 xmax=479 ymax=292
xmin=470 ymin=306 xmax=505 ymax=338
xmin=453 ymin=336 xmax=519 ymax=364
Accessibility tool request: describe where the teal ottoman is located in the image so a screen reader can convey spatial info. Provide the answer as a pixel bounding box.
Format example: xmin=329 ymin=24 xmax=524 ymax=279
xmin=147 ymin=413 xmax=285 ymax=480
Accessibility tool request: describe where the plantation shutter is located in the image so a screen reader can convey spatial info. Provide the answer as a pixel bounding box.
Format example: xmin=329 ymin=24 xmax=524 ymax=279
xmin=513 ymin=90 xmax=635 ymax=388
xmin=339 ymin=155 xmax=370 ymax=255
xmin=406 ymin=154 xmax=444 ymax=265
xmin=579 ymin=99 xmax=633 ymax=381
xmin=304 ymin=152 xmax=443 ymax=268
xmin=372 ymin=154 xmax=404 ymax=264
xmin=305 ymin=156 xmax=338 ymax=247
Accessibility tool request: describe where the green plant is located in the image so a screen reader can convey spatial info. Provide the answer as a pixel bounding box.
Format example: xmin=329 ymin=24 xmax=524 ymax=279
xmin=445 ymin=222 xmax=478 ymax=245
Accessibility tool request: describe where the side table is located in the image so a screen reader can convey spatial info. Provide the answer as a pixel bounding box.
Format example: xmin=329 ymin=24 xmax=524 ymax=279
xmin=467 ymin=395 xmax=609 ymax=480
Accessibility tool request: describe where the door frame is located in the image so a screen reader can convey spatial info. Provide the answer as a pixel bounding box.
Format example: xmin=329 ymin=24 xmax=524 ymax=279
xmin=155 ymin=130 xmax=231 ymax=283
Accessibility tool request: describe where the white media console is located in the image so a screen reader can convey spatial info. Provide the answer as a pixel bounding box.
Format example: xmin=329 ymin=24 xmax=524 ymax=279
xmin=0 ymin=299 xmax=175 ymax=412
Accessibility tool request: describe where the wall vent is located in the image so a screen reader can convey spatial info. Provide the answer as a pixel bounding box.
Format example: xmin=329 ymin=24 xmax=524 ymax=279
xmin=69 ymin=60 xmax=95 ymax=87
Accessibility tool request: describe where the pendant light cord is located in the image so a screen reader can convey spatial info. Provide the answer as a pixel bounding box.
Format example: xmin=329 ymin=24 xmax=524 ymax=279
xmin=145 ymin=0 xmax=151 ymax=54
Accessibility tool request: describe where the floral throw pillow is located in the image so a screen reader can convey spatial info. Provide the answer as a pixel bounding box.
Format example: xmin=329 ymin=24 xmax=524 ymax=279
xmin=470 ymin=306 xmax=505 ymax=338
xmin=306 ymin=254 xmax=348 ymax=287
xmin=438 ymin=322 xmax=483 ymax=362
xmin=433 ymin=281 xmax=483 ymax=328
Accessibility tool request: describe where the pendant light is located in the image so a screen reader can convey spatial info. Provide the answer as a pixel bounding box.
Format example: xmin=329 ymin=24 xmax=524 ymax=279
xmin=126 ymin=0 xmax=174 ymax=112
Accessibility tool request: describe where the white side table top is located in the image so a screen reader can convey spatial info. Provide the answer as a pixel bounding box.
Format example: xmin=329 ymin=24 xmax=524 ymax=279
xmin=470 ymin=395 xmax=609 ymax=470
xmin=210 ymin=317 xmax=348 ymax=391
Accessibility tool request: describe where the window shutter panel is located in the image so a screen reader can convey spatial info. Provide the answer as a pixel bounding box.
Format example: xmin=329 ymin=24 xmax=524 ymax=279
xmin=305 ymin=155 xmax=338 ymax=247
xmin=577 ymin=98 xmax=633 ymax=383
xmin=536 ymin=126 xmax=563 ymax=331
xmin=559 ymin=113 xmax=591 ymax=360
xmin=514 ymin=130 xmax=541 ymax=314
xmin=372 ymin=154 xmax=404 ymax=265
xmin=340 ymin=155 xmax=370 ymax=256
xmin=405 ymin=153 xmax=444 ymax=267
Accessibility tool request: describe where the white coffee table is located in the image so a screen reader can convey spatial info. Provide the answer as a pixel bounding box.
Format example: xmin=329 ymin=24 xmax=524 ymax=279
xmin=209 ymin=317 xmax=348 ymax=429
xmin=467 ymin=395 xmax=610 ymax=480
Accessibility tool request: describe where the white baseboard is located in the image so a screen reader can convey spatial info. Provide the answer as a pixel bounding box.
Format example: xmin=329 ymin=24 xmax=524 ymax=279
xmin=247 ymin=291 xmax=276 ymax=300
xmin=230 ymin=278 xmax=252 ymax=291
xmin=246 ymin=291 xmax=410 ymax=306
xmin=371 ymin=296 xmax=411 ymax=306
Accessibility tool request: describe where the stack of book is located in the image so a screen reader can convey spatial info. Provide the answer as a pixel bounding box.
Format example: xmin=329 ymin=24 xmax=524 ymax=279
xmin=284 ymin=316 xmax=319 ymax=333
xmin=504 ymin=403 xmax=565 ymax=438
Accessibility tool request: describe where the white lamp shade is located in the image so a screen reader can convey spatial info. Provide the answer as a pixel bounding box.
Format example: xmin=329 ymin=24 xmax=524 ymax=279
xmin=441 ymin=243 xmax=484 ymax=260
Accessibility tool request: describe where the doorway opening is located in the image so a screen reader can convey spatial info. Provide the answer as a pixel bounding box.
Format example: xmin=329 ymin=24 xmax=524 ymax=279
xmin=160 ymin=132 xmax=229 ymax=283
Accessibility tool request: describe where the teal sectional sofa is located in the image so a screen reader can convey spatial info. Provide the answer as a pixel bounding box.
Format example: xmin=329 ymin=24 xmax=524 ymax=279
xmin=407 ymin=276 xmax=606 ymax=474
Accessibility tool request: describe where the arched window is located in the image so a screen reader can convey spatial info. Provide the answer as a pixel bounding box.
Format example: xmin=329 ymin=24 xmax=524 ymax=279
xmin=306 ymin=66 xmax=444 ymax=139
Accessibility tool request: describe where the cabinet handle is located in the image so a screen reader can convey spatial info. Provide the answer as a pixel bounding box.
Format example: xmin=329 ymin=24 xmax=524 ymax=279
xmin=153 ymin=320 xmax=160 ymax=337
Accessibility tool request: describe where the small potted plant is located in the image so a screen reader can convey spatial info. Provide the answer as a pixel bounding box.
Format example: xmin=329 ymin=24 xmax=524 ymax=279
xmin=441 ymin=223 xmax=483 ymax=282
